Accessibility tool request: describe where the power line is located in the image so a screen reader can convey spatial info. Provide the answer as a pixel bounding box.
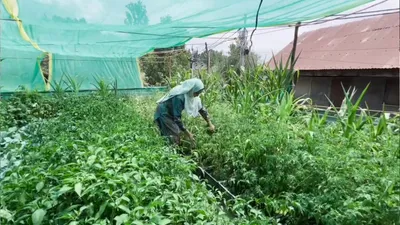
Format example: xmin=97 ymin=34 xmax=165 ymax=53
xmin=302 ymin=0 xmax=389 ymax=25
xmin=207 ymin=29 xmax=239 ymax=46
xmin=334 ymin=7 xmax=399 ymax=16
xmin=304 ymin=11 xmax=399 ymax=26
xmin=303 ymin=1 xmax=395 ymax=26
xmin=208 ymin=29 xmax=240 ymax=50
xmin=253 ymin=27 xmax=293 ymax=36
xmin=186 ymin=27 xmax=292 ymax=45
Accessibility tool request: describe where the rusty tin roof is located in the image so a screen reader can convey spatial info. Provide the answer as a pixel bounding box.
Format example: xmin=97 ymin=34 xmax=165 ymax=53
xmin=270 ymin=13 xmax=400 ymax=70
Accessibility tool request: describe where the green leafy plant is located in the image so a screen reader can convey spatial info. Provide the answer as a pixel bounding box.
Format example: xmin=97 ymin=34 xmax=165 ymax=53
xmin=0 ymin=88 xmax=57 ymax=128
xmin=326 ymin=83 xmax=370 ymax=139
xmin=0 ymin=94 xmax=273 ymax=225
xmin=64 ymin=74 xmax=82 ymax=93
xmin=165 ymin=69 xmax=192 ymax=88
xmin=266 ymin=52 xmax=300 ymax=101
xmin=92 ymin=77 xmax=111 ymax=97
xmin=273 ymin=91 xmax=311 ymax=122
xmin=1 ymin=65 xmax=398 ymax=225
xmin=50 ymin=75 xmax=66 ymax=98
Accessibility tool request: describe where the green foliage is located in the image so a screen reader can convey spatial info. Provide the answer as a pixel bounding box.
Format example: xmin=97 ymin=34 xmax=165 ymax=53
xmin=271 ymin=91 xmax=310 ymax=123
xmin=178 ymin=102 xmax=400 ymax=225
xmin=50 ymin=75 xmax=66 ymax=99
xmin=47 ymin=15 xmax=87 ymax=24
xmin=194 ymin=43 xmax=260 ymax=75
xmin=140 ymin=40 xmax=261 ymax=87
xmin=92 ymin=78 xmax=112 ymax=97
xmin=196 ymin=56 xmax=300 ymax=114
xmin=223 ymin=67 xmax=270 ymax=114
xmin=140 ymin=49 xmax=191 ymax=86
xmin=327 ymin=84 xmax=370 ymax=139
xmin=1 ymin=59 xmax=398 ymax=225
xmin=165 ymin=69 xmax=192 ymax=88
xmin=64 ymin=74 xmax=83 ymax=93
xmin=160 ymin=15 xmax=172 ymax=24
xmin=139 ymin=54 xmax=398 ymax=224
xmin=0 ymin=94 xmax=274 ymax=225
xmin=0 ymin=88 xmax=57 ymax=128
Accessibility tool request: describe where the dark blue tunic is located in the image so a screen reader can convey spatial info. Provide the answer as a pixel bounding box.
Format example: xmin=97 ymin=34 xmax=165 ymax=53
xmin=154 ymin=94 xmax=208 ymax=138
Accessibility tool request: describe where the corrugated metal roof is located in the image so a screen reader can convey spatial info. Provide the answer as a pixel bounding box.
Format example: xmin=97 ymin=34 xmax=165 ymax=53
xmin=269 ymin=13 xmax=400 ymax=70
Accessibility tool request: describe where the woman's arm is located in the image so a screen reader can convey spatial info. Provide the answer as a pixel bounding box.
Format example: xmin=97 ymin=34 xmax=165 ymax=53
xmin=199 ymin=107 xmax=215 ymax=132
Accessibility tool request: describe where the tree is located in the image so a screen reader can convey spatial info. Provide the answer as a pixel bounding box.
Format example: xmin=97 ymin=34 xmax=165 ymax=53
xmin=226 ymin=42 xmax=260 ymax=69
xmin=140 ymin=47 xmax=191 ymax=86
xmin=227 ymin=43 xmax=241 ymax=67
xmin=160 ymin=15 xmax=172 ymax=24
xmin=124 ymin=0 xmax=149 ymax=26
xmin=197 ymin=49 xmax=228 ymax=72
xmin=43 ymin=15 xmax=87 ymax=24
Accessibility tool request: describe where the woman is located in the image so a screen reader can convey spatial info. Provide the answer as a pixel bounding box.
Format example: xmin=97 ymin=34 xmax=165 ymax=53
xmin=154 ymin=78 xmax=215 ymax=145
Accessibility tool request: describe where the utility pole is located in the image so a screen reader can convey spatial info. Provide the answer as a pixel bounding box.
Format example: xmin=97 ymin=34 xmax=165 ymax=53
xmin=239 ymin=15 xmax=248 ymax=70
xmin=191 ymin=48 xmax=199 ymax=77
xmin=205 ymin=42 xmax=210 ymax=73
xmin=239 ymin=28 xmax=249 ymax=70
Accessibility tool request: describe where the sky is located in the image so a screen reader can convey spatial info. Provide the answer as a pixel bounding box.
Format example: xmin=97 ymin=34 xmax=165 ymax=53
xmin=187 ymin=0 xmax=399 ymax=61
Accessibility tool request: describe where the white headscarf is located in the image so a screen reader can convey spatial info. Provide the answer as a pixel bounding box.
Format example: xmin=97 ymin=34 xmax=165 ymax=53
xmin=157 ymin=78 xmax=204 ymax=117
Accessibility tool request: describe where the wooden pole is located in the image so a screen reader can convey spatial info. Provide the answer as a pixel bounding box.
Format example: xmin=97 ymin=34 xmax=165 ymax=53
xmin=205 ymin=42 xmax=210 ymax=73
xmin=168 ymin=55 xmax=172 ymax=80
xmin=290 ymin=22 xmax=301 ymax=89
xmin=290 ymin=22 xmax=301 ymax=71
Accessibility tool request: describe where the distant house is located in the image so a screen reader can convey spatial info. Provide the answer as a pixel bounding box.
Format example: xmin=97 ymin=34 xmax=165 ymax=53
xmin=271 ymin=14 xmax=399 ymax=111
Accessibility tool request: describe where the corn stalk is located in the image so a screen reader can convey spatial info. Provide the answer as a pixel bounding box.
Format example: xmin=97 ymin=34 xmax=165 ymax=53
xmin=326 ymin=83 xmax=370 ymax=139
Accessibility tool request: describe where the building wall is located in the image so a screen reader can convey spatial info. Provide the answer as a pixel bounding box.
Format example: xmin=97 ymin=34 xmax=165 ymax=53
xmin=295 ymin=69 xmax=399 ymax=111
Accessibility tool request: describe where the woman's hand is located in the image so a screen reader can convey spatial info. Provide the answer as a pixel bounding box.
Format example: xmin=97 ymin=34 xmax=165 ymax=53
xmin=185 ymin=130 xmax=195 ymax=142
xmin=208 ymin=123 xmax=215 ymax=133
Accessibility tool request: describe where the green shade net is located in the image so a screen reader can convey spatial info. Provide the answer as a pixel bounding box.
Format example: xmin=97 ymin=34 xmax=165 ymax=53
xmin=0 ymin=0 xmax=372 ymax=92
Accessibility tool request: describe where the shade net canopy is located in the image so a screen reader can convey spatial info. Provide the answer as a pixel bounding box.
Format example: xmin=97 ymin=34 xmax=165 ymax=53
xmin=0 ymin=0 xmax=372 ymax=92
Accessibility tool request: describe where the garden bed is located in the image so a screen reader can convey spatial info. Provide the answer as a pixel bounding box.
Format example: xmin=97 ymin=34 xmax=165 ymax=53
xmin=0 ymin=88 xmax=399 ymax=225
